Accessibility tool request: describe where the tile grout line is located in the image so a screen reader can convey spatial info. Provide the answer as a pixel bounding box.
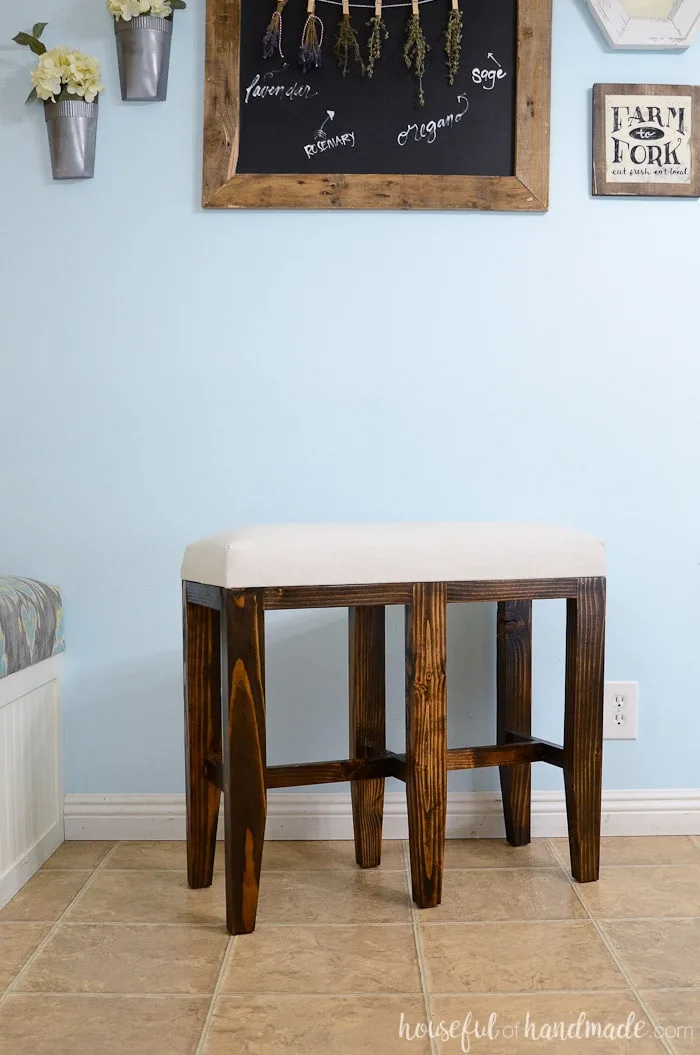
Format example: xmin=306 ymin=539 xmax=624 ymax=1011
xmin=402 ymin=840 xmax=438 ymax=1055
xmin=0 ymin=843 xmax=120 ymax=1008
xmin=4 ymin=987 xmax=673 ymax=999
xmin=545 ymin=838 xmax=677 ymax=1055
xmin=1 ymin=988 xmax=513 ymax=1000
xmin=54 ymin=863 xmax=667 ymax=873
xmin=8 ymin=991 xmax=227 ymax=999
xmin=57 ymin=866 xmax=410 ymax=875
xmin=45 ymin=864 xmax=588 ymax=874
xmin=547 ymin=837 xmax=700 ymax=870
xmin=4 ymin=914 xmax=698 ymax=928
xmin=194 ymin=934 xmax=237 ymax=1055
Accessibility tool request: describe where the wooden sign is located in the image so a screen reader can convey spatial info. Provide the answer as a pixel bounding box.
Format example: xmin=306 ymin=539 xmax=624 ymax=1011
xmin=593 ymin=83 xmax=700 ymax=197
xmin=202 ymin=0 xmax=552 ymax=210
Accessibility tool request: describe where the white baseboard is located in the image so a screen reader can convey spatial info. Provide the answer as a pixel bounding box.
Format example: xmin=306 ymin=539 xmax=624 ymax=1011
xmin=0 ymin=820 xmax=65 ymax=909
xmin=63 ymin=789 xmax=700 ymax=842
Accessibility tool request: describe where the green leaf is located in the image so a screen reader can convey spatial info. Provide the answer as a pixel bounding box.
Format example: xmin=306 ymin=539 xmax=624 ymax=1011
xmin=32 ymin=22 xmax=48 ymax=40
xmin=170 ymin=1 xmax=186 ymax=10
xmin=13 ymin=31 xmax=46 ymax=54
xmin=25 ymin=86 xmax=38 ymax=104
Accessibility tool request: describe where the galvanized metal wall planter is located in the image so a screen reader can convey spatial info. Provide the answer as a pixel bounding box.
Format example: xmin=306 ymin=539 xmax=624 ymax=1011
xmin=44 ymin=97 xmax=99 ymax=180
xmin=114 ymin=14 xmax=173 ymax=100
xmin=13 ymin=22 xmax=103 ymax=182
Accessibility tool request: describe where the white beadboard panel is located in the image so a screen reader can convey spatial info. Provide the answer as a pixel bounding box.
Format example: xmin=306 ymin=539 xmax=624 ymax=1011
xmin=64 ymin=789 xmax=700 ymax=841
xmin=0 ymin=660 xmax=64 ymax=904
xmin=0 ymin=821 xmax=64 ymax=909
xmin=0 ymin=655 xmax=63 ymax=710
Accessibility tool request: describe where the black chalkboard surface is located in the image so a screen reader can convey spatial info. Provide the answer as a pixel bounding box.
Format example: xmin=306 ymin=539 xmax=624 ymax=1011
xmin=238 ymin=0 xmax=517 ymax=176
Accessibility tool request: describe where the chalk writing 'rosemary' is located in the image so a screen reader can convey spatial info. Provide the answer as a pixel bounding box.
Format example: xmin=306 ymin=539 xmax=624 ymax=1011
xmin=304 ymin=132 xmax=356 ymax=157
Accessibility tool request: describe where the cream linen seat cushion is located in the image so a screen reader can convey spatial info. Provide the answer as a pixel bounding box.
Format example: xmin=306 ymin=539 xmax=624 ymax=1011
xmin=181 ymin=523 xmax=605 ymax=590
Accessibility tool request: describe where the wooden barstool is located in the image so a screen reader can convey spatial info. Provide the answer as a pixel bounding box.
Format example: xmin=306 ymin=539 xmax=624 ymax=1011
xmin=182 ymin=523 xmax=606 ymax=935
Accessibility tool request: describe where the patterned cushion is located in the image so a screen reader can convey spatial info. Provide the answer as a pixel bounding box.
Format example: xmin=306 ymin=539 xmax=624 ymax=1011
xmin=0 ymin=577 xmax=64 ymax=678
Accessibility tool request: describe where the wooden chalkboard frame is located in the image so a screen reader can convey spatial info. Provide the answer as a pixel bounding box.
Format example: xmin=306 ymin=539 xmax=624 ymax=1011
xmin=202 ymin=0 xmax=552 ymax=210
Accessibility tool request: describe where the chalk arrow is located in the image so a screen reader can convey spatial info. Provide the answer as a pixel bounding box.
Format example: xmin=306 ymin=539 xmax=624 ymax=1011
xmin=315 ymin=110 xmax=336 ymax=139
xmin=487 ymin=52 xmax=502 ymax=67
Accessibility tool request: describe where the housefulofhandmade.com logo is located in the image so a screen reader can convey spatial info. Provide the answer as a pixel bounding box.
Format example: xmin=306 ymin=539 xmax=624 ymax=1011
xmin=398 ymin=1011 xmax=694 ymax=1051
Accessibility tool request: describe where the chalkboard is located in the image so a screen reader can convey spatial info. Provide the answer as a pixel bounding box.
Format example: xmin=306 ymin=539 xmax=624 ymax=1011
xmin=238 ymin=0 xmax=516 ymax=176
xmin=202 ymin=0 xmax=552 ymax=210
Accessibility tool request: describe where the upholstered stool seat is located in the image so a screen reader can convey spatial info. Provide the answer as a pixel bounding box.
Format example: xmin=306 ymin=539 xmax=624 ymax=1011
xmin=181 ymin=523 xmax=605 ymax=588
xmin=182 ymin=522 xmax=606 ymax=935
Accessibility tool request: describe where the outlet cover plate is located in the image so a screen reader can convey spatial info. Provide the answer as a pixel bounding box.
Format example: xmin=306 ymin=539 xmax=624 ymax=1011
xmin=604 ymin=681 xmax=638 ymax=740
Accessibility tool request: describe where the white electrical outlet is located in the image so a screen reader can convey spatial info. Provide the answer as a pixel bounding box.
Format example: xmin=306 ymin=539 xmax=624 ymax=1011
xmin=603 ymin=681 xmax=638 ymax=740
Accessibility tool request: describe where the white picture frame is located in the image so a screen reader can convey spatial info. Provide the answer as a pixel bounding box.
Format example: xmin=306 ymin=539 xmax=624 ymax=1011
xmin=586 ymin=0 xmax=700 ymax=49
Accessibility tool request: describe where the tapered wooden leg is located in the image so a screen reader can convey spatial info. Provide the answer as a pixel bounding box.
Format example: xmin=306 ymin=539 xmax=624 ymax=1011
xmin=564 ymin=577 xmax=606 ymax=883
xmin=405 ymin=582 xmax=447 ymax=909
xmin=349 ymin=606 xmax=386 ymax=868
xmin=184 ymin=586 xmax=222 ymax=889
xmin=497 ymin=600 xmax=533 ymax=846
xmin=223 ymin=590 xmax=267 ymax=934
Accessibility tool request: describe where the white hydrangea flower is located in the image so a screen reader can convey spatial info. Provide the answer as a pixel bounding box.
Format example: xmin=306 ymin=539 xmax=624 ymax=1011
xmin=30 ymin=47 xmax=71 ymax=102
xmin=107 ymin=0 xmax=151 ymax=21
xmin=149 ymin=0 xmax=174 ymax=16
xmin=64 ymin=50 xmax=104 ymax=103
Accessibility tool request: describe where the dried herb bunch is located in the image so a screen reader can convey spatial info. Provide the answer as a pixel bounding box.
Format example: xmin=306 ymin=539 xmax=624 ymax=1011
xmin=365 ymin=11 xmax=389 ymax=78
xmin=403 ymin=8 xmax=429 ymax=107
xmin=334 ymin=9 xmax=364 ymax=76
xmin=299 ymin=11 xmax=323 ymax=71
xmin=262 ymin=0 xmax=288 ymax=59
xmin=444 ymin=3 xmax=462 ymax=85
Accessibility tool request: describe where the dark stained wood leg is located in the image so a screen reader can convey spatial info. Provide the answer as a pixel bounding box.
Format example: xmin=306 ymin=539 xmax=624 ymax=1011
xmin=222 ymin=589 xmax=267 ymax=934
xmin=405 ymin=582 xmax=447 ymax=909
xmin=349 ymin=606 xmax=386 ymax=868
xmin=564 ymin=577 xmax=606 ymax=883
xmin=184 ymin=585 xmax=222 ymax=889
xmin=497 ymin=600 xmax=533 ymax=846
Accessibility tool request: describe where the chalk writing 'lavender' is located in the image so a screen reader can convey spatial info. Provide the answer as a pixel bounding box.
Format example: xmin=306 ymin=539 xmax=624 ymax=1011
xmin=244 ymin=70 xmax=317 ymax=103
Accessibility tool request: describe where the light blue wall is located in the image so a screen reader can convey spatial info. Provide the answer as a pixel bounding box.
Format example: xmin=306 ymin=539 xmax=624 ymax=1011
xmin=1 ymin=0 xmax=698 ymax=795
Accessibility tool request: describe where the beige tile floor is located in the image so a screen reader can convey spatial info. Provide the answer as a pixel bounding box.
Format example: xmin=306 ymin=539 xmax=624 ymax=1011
xmin=0 ymin=836 xmax=698 ymax=1053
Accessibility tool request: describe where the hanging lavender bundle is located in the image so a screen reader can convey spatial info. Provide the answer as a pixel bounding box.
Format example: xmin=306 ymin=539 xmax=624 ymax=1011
xmin=365 ymin=0 xmax=388 ymax=78
xmin=444 ymin=0 xmax=462 ymax=86
xmin=262 ymin=0 xmax=288 ymax=59
xmin=403 ymin=0 xmax=429 ymax=107
xmin=299 ymin=0 xmax=324 ymax=72
xmin=334 ymin=0 xmax=364 ymax=76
